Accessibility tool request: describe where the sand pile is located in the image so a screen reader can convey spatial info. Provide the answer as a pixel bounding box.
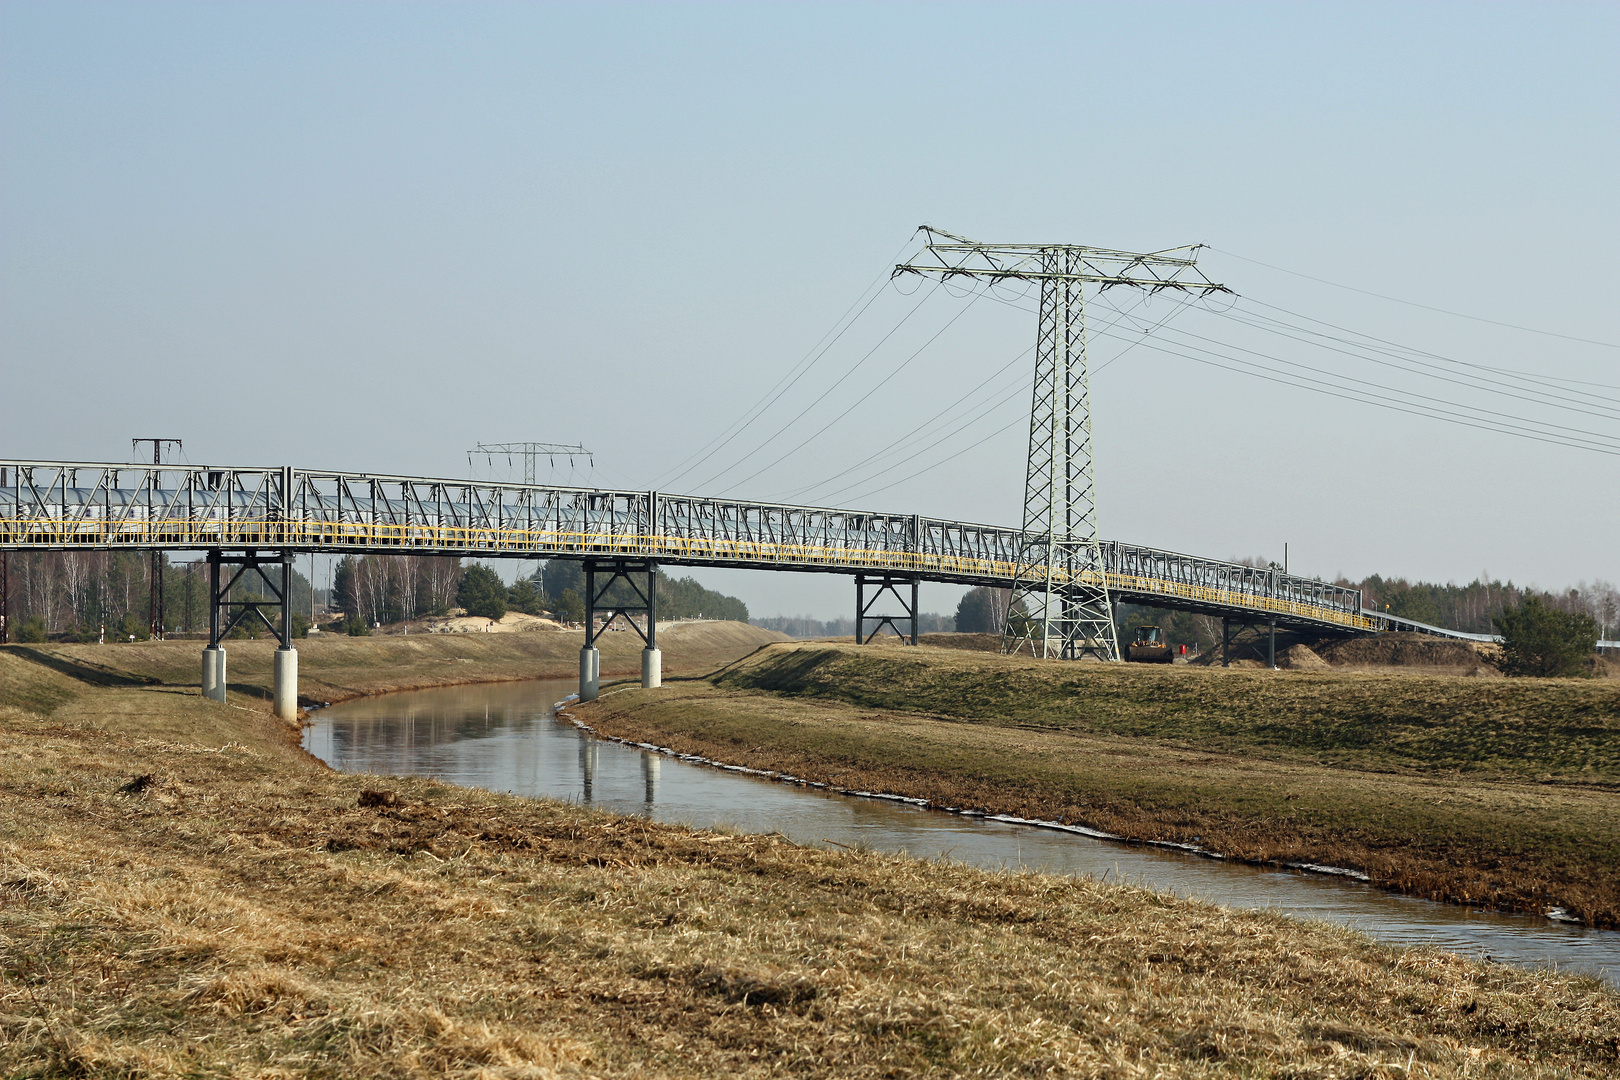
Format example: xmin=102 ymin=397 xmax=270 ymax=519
xmin=1314 ymin=632 xmax=1498 ymax=675
xmin=1278 ymin=644 xmax=1332 ymax=671
xmin=423 ymin=612 xmax=568 ymax=634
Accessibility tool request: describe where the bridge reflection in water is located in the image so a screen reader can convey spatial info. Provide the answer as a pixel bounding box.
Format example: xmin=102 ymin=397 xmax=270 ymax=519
xmin=305 ymin=678 xmax=1620 ymax=989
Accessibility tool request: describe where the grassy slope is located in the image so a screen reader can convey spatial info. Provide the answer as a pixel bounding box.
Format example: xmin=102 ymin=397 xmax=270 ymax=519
xmin=4 ymin=620 xmax=784 ymax=708
xmin=2 ymin=646 xmax=1618 ymax=1077
xmin=577 ymin=642 xmax=1620 ymax=925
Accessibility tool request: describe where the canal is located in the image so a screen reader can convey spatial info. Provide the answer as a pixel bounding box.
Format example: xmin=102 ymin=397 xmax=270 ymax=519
xmin=304 ymin=678 xmax=1620 ymax=988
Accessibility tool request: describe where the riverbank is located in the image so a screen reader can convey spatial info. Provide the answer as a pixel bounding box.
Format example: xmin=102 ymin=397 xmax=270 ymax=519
xmin=4 ymin=619 xmax=786 ymax=710
xmin=3 ymin=642 xmax=1619 ymax=1076
xmin=576 ymin=641 xmax=1620 ymax=928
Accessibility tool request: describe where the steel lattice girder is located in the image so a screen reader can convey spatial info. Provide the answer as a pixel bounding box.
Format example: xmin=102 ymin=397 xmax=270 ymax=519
xmin=0 ymin=459 xmax=1387 ymax=635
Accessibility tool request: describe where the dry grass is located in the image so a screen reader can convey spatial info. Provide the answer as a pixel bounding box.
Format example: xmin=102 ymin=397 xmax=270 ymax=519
xmin=4 ymin=638 xmax=1619 ymax=1077
xmin=578 ymin=642 xmax=1620 ymax=926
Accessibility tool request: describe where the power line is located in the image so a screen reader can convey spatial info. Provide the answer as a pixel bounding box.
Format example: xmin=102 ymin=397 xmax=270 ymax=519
xmin=775 ymin=345 xmax=1031 ymax=502
xmin=1211 ymin=247 xmax=1620 ymax=350
xmin=1226 ymin=298 xmax=1620 ymax=410
xmin=1094 ymin=322 xmax=1620 ymax=457
xmin=810 ymin=364 xmax=1033 ymax=505
xmin=1143 ymin=317 xmax=1620 ymax=442
xmin=784 ymin=288 xmax=1197 ymax=506
xmin=711 ymin=287 xmax=988 ymax=496
xmin=654 ymin=235 xmax=921 ymax=489
xmin=840 ymin=408 xmax=1028 ymax=505
xmin=687 ymin=282 xmax=942 ymax=491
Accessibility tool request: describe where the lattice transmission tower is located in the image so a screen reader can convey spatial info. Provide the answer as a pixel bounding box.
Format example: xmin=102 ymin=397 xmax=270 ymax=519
xmin=895 ymin=227 xmax=1227 ymax=661
xmin=469 ymin=443 xmax=592 ymax=485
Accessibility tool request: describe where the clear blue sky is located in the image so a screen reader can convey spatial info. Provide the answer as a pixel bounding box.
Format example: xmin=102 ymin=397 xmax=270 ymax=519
xmin=3 ymin=2 xmax=1615 ymax=618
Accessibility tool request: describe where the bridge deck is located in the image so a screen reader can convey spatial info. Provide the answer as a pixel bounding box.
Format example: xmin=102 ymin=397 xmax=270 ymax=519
xmin=0 ymin=459 xmax=1456 ymax=638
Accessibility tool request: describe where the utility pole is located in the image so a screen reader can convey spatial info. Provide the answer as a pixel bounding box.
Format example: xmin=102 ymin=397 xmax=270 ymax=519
xmin=895 ymin=227 xmax=1227 ymax=661
xmin=468 ymin=442 xmax=592 ymax=485
xmin=132 ymin=438 xmax=182 ymax=640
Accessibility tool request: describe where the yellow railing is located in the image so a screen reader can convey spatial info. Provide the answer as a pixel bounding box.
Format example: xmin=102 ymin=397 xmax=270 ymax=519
xmin=1 ymin=517 xmax=1373 ymax=630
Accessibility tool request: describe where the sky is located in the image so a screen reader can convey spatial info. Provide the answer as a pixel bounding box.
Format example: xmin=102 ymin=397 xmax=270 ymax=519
xmin=3 ymin=1 xmax=1616 ymax=620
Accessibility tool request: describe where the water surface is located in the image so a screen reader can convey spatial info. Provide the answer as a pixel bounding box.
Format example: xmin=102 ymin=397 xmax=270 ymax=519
xmin=304 ymin=678 xmax=1620 ymax=988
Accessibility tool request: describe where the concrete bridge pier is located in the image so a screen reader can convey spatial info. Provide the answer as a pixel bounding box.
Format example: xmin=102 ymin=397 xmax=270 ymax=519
xmin=273 ymin=647 xmax=298 ymax=718
xmin=202 ymin=646 xmax=226 ymax=701
xmin=579 ymin=645 xmax=600 ymax=701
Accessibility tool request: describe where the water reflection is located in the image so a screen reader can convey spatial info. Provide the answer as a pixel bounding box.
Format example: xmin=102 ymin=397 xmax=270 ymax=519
xmin=305 ymin=678 xmax=1620 ymax=988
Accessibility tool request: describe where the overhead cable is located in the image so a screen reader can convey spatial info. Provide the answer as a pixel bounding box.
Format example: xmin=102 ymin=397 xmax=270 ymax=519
xmin=655 ymin=234 xmax=921 ymax=489
xmin=1211 ymin=247 xmax=1620 ymax=350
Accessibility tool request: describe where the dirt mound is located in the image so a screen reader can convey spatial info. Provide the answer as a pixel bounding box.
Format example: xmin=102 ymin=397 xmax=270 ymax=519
xmin=663 ymin=620 xmax=791 ymax=652
xmin=1315 ymin=633 xmax=1495 ymax=675
xmin=1279 ymin=644 xmax=1332 ymax=672
xmin=424 ymin=612 xmax=566 ymax=634
xmin=918 ymin=633 xmax=1003 ymax=652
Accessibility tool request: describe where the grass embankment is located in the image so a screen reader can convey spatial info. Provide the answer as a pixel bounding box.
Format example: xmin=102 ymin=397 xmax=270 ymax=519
xmin=2 ymin=644 xmax=1618 ymax=1077
xmin=6 ymin=619 xmax=784 ymax=709
xmin=578 ymin=642 xmax=1620 ymax=927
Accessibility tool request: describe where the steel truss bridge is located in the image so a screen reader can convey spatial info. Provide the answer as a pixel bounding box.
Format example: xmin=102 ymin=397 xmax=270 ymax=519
xmin=5 ymin=458 xmax=1445 ymax=636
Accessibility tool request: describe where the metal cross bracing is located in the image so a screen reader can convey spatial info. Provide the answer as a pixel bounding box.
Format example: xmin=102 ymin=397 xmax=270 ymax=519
xmin=1 ymin=458 xmax=1397 ymax=637
xmin=894 ymin=228 xmax=1232 ymax=662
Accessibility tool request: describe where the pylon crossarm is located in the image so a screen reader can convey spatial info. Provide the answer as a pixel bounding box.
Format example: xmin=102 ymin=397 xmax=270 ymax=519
xmin=895 ymin=229 xmax=1229 ymax=294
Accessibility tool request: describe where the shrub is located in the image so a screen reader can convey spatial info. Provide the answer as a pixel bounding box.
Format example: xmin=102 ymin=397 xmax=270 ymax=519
xmin=457 ymin=564 xmax=508 ymax=622
xmin=1491 ymin=596 xmax=1599 ymax=677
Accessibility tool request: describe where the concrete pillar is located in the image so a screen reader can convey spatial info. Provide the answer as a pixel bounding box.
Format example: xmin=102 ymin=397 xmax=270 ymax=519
xmin=202 ymin=646 xmax=219 ymax=699
xmin=273 ymin=647 xmax=298 ymax=720
xmin=1268 ymin=619 xmax=1278 ymax=670
xmin=641 ymin=647 xmax=661 ymax=689
xmin=203 ymin=647 xmax=227 ymax=702
xmin=579 ymin=645 xmax=600 ymax=701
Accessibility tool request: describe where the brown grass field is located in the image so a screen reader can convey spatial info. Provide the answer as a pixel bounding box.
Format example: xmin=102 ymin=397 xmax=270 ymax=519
xmin=3 ymin=630 xmax=1618 ymax=1077
xmin=578 ymin=641 xmax=1620 ymax=928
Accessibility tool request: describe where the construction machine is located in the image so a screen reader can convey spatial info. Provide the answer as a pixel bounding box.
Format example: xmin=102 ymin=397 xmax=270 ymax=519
xmin=1125 ymin=624 xmax=1173 ymax=663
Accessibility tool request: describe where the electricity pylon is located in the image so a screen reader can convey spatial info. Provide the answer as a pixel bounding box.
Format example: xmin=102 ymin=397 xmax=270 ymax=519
xmin=895 ymin=227 xmax=1227 ymax=661
xmin=469 ymin=443 xmax=592 ymax=485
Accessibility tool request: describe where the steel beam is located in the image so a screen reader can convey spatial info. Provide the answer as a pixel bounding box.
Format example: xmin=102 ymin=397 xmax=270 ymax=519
xmin=856 ymin=571 xmax=919 ymax=644
xmin=0 ymin=458 xmax=1396 ymax=639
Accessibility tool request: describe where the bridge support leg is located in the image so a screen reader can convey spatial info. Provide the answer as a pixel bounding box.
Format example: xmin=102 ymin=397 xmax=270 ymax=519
xmin=580 ymin=558 xmax=661 ymax=696
xmin=203 ymin=551 xmax=226 ymax=701
xmin=580 ymin=561 xmax=601 ymax=701
xmin=1221 ymin=617 xmax=1230 ymax=669
xmin=1 ymin=551 xmax=9 ymax=644
xmin=579 ymin=645 xmax=600 ymax=701
xmin=855 ymin=575 xmax=863 ymax=644
xmin=272 ymin=555 xmax=298 ymax=721
xmin=1268 ymin=618 xmax=1277 ymax=671
xmin=856 ymin=572 xmax=919 ymax=644
xmin=273 ymin=647 xmax=298 ymax=719
xmin=641 ymin=564 xmax=660 ymax=689
xmin=203 ymin=548 xmax=297 ymax=714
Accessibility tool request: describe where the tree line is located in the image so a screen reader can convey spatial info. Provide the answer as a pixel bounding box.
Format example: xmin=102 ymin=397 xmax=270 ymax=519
xmin=0 ymin=551 xmax=312 ymax=643
xmin=751 ymin=613 xmax=954 ymax=639
xmin=952 ymin=572 xmax=1613 ymax=677
xmin=327 ymin=555 xmax=749 ymax=633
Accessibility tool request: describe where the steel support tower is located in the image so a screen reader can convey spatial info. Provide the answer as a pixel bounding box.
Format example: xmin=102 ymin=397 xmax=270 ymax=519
xmin=896 ymin=228 xmax=1227 ymax=661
